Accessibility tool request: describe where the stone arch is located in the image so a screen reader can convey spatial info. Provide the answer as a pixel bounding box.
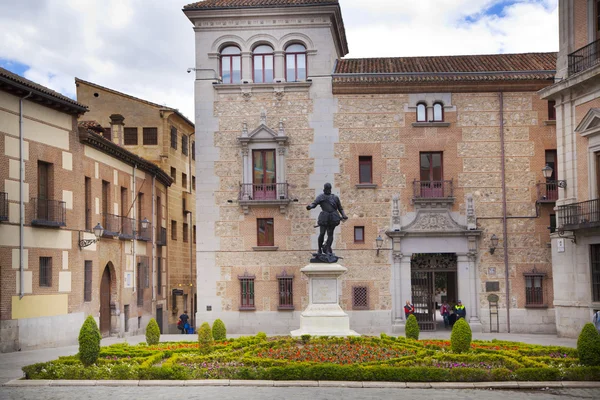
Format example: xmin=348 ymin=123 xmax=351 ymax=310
xmin=279 ymin=32 xmax=315 ymax=52
xmin=211 ymin=34 xmax=247 ymax=53
xmin=246 ymin=33 xmax=278 ymax=52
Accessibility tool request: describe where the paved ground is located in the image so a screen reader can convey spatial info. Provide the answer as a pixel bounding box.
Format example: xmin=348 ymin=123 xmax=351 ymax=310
xmin=1 ymin=386 xmax=599 ymax=400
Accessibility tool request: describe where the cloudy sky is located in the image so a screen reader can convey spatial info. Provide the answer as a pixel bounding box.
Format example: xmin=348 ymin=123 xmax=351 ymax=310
xmin=0 ymin=0 xmax=558 ymax=120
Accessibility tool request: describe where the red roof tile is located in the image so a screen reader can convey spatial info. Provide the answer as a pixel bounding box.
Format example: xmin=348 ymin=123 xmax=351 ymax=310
xmin=184 ymin=0 xmax=337 ymax=9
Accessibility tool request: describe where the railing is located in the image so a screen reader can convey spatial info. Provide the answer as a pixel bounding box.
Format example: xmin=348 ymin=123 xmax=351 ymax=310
xmin=536 ymin=181 xmax=559 ymax=202
xmin=568 ymin=38 xmax=600 ymax=76
xmin=157 ymin=227 xmax=167 ymax=246
xmin=102 ymin=213 xmax=121 ymax=237
xmin=31 ymin=198 xmax=66 ymax=227
xmin=413 ymin=180 xmax=454 ymax=199
xmin=557 ymin=198 xmax=600 ymax=230
xmin=0 ymin=192 xmax=7 ymax=221
xmin=137 ymin=221 xmax=152 ymax=241
xmin=119 ymin=216 xmax=135 ymax=239
xmin=239 ymin=182 xmax=289 ymax=201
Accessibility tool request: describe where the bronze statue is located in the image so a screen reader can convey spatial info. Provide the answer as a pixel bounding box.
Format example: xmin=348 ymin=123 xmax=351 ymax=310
xmin=307 ymin=183 xmax=348 ymax=263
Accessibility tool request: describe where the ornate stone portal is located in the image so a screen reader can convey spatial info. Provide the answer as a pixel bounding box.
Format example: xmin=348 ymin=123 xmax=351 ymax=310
xmin=290 ymin=263 xmax=359 ymax=337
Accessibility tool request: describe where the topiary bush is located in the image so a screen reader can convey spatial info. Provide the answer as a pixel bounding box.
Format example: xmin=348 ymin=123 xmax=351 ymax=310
xmin=212 ymin=319 xmax=227 ymax=341
xmin=405 ymin=314 xmax=420 ymax=340
xmin=145 ymin=318 xmax=160 ymax=346
xmin=78 ymin=315 xmax=101 ymax=366
xmin=451 ymin=318 xmax=472 ymax=354
xmin=198 ymin=322 xmax=213 ymax=348
xmin=577 ymin=322 xmax=600 ymax=366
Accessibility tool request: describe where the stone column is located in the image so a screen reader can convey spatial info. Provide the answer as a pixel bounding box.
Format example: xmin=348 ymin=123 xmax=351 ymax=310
xmin=277 ymin=146 xmax=286 ymax=198
xmin=457 ymin=253 xmax=482 ymax=332
xmin=241 ymin=52 xmax=252 ymax=83
xmin=399 ymin=254 xmax=412 ymax=320
xmin=241 ymin=147 xmax=250 ymax=199
xmin=274 ymin=51 xmax=285 ymax=82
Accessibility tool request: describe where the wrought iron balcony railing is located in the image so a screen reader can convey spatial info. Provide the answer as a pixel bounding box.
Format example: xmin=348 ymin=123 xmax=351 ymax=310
xmin=568 ymin=38 xmax=600 ymax=76
xmin=239 ymin=182 xmax=289 ymax=201
xmin=413 ymin=180 xmax=454 ymax=199
xmin=119 ymin=216 xmax=136 ymax=239
xmin=157 ymin=227 xmax=167 ymax=246
xmin=102 ymin=213 xmax=121 ymax=237
xmin=31 ymin=198 xmax=66 ymax=227
xmin=137 ymin=221 xmax=152 ymax=241
xmin=0 ymin=192 xmax=7 ymax=221
xmin=536 ymin=181 xmax=559 ymax=203
xmin=557 ymin=198 xmax=600 ymax=231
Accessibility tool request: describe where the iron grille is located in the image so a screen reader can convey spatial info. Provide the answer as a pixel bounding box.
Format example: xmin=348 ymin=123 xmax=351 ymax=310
xmin=39 ymin=257 xmax=52 ymax=287
xmin=157 ymin=227 xmax=167 ymax=246
xmin=239 ymin=276 xmax=255 ymax=310
xmin=592 ymin=244 xmax=600 ymax=302
xmin=0 ymin=191 xmax=8 ymax=221
xmin=137 ymin=221 xmax=152 ymax=241
xmin=157 ymin=258 xmax=162 ymax=295
xmin=352 ymin=286 xmax=368 ymax=310
xmin=239 ymin=182 xmax=289 ymax=201
xmin=557 ymin=198 xmax=600 ymax=230
xmin=524 ymin=276 xmax=545 ymax=307
xmin=143 ymin=127 xmax=158 ymax=145
xmin=84 ymin=260 xmax=92 ymax=302
xmin=102 ymin=213 xmax=121 ymax=237
xmin=411 ymin=270 xmax=436 ymax=331
xmin=124 ymin=127 xmax=138 ymax=145
xmin=170 ymin=127 xmax=177 ymax=149
xmin=31 ymin=198 xmax=66 ymax=227
xmin=120 ymin=216 xmax=135 ymax=239
xmin=413 ymin=180 xmax=454 ymax=199
xmin=536 ymin=181 xmax=559 ymax=202
xmin=278 ymin=276 xmax=294 ymax=310
xmin=182 ymin=135 xmax=188 ymax=155
xmin=568 ymin=38 xmax=600 ymax=76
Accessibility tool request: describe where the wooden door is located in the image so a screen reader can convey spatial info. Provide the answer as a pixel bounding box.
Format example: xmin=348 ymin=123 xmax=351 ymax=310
xmin=100 ymin=266 xmax=111 ymax=335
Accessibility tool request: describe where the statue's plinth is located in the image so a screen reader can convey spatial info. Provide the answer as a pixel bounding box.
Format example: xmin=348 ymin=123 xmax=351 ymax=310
xmin=291 ymin=263 xmax=359 ymax=337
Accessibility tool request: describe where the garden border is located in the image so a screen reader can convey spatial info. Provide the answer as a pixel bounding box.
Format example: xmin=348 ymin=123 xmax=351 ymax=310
xmin=4 ymin=379 xmax=600 ymax=389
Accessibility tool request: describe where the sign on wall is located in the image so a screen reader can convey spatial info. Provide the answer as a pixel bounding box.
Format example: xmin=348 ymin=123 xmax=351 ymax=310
xmin=124 ymin=272 xmax=133 ymax=288
xmin=557 ymin=238 xmax=565 ymax=253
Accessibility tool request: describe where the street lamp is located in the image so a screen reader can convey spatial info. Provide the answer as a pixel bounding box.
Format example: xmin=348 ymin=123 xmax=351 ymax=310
xmin=140 ymin=217 xmax=149 ymax=230
xmin=376 ymin=235 xmax=384 ymax=256
xmin=489 ymin=234 xmax=499 ymax=255
xmin=79 ymin=223 xmax=104 ymax=248
xmin=542 ymin=164 xmax=567 ymax=188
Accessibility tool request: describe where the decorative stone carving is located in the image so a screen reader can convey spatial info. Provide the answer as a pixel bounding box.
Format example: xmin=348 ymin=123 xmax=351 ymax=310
xmin=392 ymin=194 xmax=401 ymax=230
xmin=411 ymin=253 xmax=457 ymax=270
xmin=406 ymin=212 xmax=459 ymax=231
xmin=275 ymin=90 xmax=285 ymax=101
xmin=392 ymin=251 xmax=403 ymax=263
xmin=242 ymin=91 xmax=252 ymax=101
xmin=260 ymin=109 xmax=267 ymax=125
xmin=277 ymin=146 xmax=286 ymax=156
xmin=466 ymin=193 xmax=476 ymax=230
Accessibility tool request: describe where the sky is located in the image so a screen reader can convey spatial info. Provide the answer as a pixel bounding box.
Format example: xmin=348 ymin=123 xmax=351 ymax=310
xmin=0 ymin=0 xmax=558 ymax=121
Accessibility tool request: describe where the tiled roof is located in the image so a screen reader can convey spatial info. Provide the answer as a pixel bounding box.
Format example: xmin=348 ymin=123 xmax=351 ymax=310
xmin=333 ymin=52 xmax=557 ymax=84
xmin=184 ymin=0 xmax=337 ymax=10
xmin=0 ymin=67 xmax=87 ymax=114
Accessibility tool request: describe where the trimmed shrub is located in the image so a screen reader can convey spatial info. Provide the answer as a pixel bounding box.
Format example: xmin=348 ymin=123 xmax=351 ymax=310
xmin=301 ymin=334 xmax=311 ymax=344
xmin=212 ymin=319 xmax=227 ymax=341
xmin=451 ymin=318 xmax=472 ymax=354
xmin=198 ymin=322 xmax=213 ymax=347
xmin=577 ymin=323 xmax=600 ymax=366
xmin=405 ymin=314 xmax=419 ymax=340
xmin=78 ymin=315 xmax=101 ymax=366
xmin=256 ymin=332 xmax=267 ymax=341
xmin=146 ymin=318 xmax=160 ymax=346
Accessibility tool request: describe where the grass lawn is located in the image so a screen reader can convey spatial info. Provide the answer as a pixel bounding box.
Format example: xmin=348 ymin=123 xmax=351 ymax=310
xmin=22 ymin=334 xmax=600 ymax=382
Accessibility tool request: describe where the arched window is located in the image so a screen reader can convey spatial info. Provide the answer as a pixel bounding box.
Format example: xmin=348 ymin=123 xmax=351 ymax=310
xmin=221 ymin=46 xmax=241 ymax=84
xmin=433 ymin=102 xmax=444 ymax=122
xmin=416 ymin=103 xmax=427 ymax=122
xmin=285 ymin=43 xmax=307 ymax=82
xmin=253 ymin=45 xmax=274 ymax=83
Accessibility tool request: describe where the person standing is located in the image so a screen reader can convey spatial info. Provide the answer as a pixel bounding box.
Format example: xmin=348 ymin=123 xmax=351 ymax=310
xmin=179 ymin=310 xmax=189 ymax=334
xmin=440 ymin=301 xmax=450 ymax=328
xmin=454 ymin=300 xmax=466 ymax=320
xmin=404 ymin=300 xmax=415 ymax=319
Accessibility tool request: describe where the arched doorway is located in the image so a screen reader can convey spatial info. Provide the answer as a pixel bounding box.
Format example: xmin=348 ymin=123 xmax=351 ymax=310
xmin=100 ymin=265 xmax=112 ymax=335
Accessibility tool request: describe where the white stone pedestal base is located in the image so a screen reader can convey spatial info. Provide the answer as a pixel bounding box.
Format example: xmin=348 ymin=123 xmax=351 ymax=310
xmin=290 ymin=263 xmax=359 ymax=337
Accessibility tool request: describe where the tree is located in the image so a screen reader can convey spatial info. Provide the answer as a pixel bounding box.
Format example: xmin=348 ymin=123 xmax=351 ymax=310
xmin=78 ymin=315 xmax=101 ymax=366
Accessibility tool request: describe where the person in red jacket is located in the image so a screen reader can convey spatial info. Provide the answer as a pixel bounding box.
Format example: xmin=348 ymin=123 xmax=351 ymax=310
xmin=404 ymin=300 xmax=415 ymax=319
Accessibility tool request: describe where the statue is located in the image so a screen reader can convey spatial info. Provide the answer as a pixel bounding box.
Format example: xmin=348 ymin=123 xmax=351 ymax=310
xmin=306 ymin=183 xmax=348 ymax=263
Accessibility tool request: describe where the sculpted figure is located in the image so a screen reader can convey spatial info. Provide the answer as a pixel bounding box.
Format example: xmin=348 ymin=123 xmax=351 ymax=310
xmin=307 ymin=183 xmax=348 ymax=260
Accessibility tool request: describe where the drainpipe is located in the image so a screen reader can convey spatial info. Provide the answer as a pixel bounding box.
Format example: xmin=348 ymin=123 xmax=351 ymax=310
xmin=19 ymin=92 xmax=32 ymax=299
xmin=499 ymin=92 xmax=511 ymax=333
xmin=132 ymin=164 xmax=137 ymax=294
xmin=152 ymin=175 xmax=156 ymax=302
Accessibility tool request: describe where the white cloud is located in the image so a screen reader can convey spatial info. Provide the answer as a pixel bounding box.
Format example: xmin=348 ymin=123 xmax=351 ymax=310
xmin=0 ymin=0 xmax=558 ymax=120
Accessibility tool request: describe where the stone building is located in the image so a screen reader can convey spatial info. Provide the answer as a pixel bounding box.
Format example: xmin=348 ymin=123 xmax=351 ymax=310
xmin=539 ymin=0 xmax=600 ymax=337
xmin=0 ymin=67 xmax=172 ymax=352
xmin=76 ymin=80 xmax=197 ymax=333
xmin=185 ymin=0 xmax=559 ymax=334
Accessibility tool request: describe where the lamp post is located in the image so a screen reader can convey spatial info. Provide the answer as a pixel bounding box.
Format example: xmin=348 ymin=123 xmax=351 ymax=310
xmin=489 ymin=234 xmax=499 ymax=255
xmin=542 ymin=164 xmax=567 ymax=188
xmin=79 ymin=223 xmax=104 ymax=248
xmin=376 ymin=235 xmax=384 ymax=256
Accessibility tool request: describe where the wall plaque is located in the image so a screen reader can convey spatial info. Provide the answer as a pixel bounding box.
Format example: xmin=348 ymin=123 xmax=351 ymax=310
xmin=312 ymin=278 xmax=337 ymax=304
xmin=486 ymin=281 xmax=500 ymax=292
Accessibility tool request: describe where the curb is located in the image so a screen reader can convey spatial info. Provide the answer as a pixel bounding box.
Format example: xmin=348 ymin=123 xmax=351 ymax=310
xmin=3 ymin=379 xmax=600 ymax=389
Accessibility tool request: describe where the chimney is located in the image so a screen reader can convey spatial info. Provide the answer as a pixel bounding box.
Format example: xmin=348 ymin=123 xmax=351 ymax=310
xmin=109 ymin=114 xmax=125 ymax=146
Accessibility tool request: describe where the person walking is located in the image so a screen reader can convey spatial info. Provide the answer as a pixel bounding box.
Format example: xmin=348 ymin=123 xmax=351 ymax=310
xmin=454 ymin=300 xmax=466 ymax=320
xmin=404 ymin=300 xmax=415 ymax=319
xmin=179 ymin=310 xmax=189 ymax=334
xmin=440 ymin=301 xmax=451 ymax=328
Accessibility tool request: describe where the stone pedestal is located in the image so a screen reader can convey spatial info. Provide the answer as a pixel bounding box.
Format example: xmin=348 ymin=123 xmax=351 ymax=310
xmin=291 ymin=263 xmax=359 ymax=337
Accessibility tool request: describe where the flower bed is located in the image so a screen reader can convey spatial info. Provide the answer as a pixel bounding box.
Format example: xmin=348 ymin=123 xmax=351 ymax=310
xmin=22 ymin=335 xmax=600 ymax=382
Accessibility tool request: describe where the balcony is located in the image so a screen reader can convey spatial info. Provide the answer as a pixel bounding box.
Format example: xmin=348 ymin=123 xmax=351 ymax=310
xmin=413 ymin=180 xmax=454 ymax=199
xmin=137 ymin=221 xmax=152 ymax=241
xmin=31 ymin=198 xmax=66 ymax=227
xmin=536 ymin=181 xmax=559 ymax=203
xmin=238 ymin=182 xmax=291 ymax=214
xmin=157 ymin=227 xmax=167 ymax=246
xmin=0 ymin=192 xmax=7 ymax=221
xmin=119 ymin=216 xmax=135 ymax=240
xmin=557 ymin=199 xmax=600 ymax=231
xmin=568 ymin=38 xmax=600 ymax=76
xmin=102 ymin=213 xmax=121 ymax=237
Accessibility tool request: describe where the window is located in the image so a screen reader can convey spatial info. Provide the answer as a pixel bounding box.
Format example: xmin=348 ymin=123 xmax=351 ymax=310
xmin=124 ymin=127 xmax=138 ymax=145
xmin=433 ymin=102 xmax=444 ymax=122
xmin=192 ymin=176 xmax=196 ymax=191
xmin=192 ymin=141 xmax=195 ymax=160
xmin=182 ymin=135 xmax=188 ymax=156
xmin=285 ymin=43 xmax=307 ymax=82
xmin=257 ymin=218 xmax=274 ymax=246
xmin=239 ymin=274 xmax=255 ymax=310
xmin=102 ymin=180 xmax=109 ymax=229
xmin=39 ymin=257 xmax=52 ymax=287
xmin=253 ymin=150 xmax=276 ymax=200
xmin=354 ymin=226 xmax=365 ymax=243
xmin=416 ymin=102 xmax=427 ymax=122
xmin=548 ymin=100 xmax=556 ymax=121
xmin=592 ymin=244 xmax=600 ymax=302
xmin=143 ymin=127 xmax=158 ymax=145
xmin=170 ymin=127 xmax=177 ymax=150
xmin=137 ymin=259 xmax=147 ymax=306
xmin=85 ymin=177 xmax=92 ymax=231
xmin=182 ymin=173 xmax=187 ymax=189
xmin=103 ymin=127 xmax=112 ymax=141
xmin=183 ymin=222 xmax=189 ymax=242
xmin=157 ymin=257 xmax=162 ymax=295
xmin=84 ymin=260 xmax=92 ymax=302
xmin=545 ymin=150 xmax=557 ymax=181
xmin=221 ymin=46 xmax=242 ymax=84
xmin=352 ymin=286 xmax=368 ymax=310
xmin=549 ymin=214 xmax=556 ymax=234
xmin=171 ymin=220 xmax=177 ymax=240
xmin=419 ymin=152 xmax=443 ymax=197
xmin=277 ymin=272 xmax=294 ymax=310
xmin=359 ymin=156 xmax=372 ymax=184
xmin=193 ymin=225 xmax=196 ymax=243
xmin=524 ymin=272 xmax=546 ymax=307
xmin=170 ymin=167 xmax=176 ymax=184
xmin=253 ymin=45 xmax=274 ymax=83
xmin=37 ymin=161 xmax=50 ymax=221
